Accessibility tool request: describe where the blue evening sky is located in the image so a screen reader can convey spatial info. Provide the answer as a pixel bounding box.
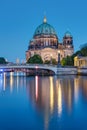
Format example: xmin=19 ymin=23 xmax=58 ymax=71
xmin=0 ymin=0 xmax=87 ymax=62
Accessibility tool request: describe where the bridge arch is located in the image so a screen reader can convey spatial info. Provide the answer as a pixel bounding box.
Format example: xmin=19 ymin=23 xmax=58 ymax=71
xmin=0 ymin=64 xmax=57 ymax=75
xmin=26 ymin=68 xmax=55 ymax=76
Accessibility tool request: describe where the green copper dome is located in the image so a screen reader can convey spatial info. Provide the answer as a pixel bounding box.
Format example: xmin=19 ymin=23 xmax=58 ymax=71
xmin=64 ymin=31 xmax=72 ymax=37
xmin=33 ymin=17 xmax=57 ymax=37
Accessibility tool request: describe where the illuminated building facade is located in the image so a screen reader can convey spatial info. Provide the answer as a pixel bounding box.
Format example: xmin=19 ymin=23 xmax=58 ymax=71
xmin=26 ymin=17 xmax=74 ymax=62
xmin=74 ymin=56 xmax=87 ymax=67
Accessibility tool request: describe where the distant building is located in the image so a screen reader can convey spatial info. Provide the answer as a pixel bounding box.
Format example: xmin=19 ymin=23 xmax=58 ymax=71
xmin=74 ymin=56 xmax=87 ymax=67
xmin=26 ymin=17 xmax=74 ymax=62
xmin=16 ymin=58 xmax=20 ymax=64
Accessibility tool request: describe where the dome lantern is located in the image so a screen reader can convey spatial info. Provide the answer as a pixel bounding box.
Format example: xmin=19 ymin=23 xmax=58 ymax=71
xmin=43 ymin=16 xmax=47 ymax=23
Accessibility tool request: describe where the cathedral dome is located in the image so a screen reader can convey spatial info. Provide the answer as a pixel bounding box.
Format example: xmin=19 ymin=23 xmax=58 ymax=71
xmin=64 ymin=31 xmax=72 ymax=37
xmin=33 ymin=17 xmax=57 ymax=37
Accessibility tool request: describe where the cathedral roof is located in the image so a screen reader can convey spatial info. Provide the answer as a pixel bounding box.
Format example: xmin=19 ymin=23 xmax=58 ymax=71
xmin=33 ymin=17 xmax=57 ymax=37
xmin=64 ymin=31 xmax=72 ymax=37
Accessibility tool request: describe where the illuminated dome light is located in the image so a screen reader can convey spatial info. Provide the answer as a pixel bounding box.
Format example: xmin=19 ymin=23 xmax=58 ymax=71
xmin=43 ymin=16 xmax=47 ymax=23
xmin=33 ymin=17 xmax=57 ymax=37
xmin=64 ymin=31 xmax=72 ymax=37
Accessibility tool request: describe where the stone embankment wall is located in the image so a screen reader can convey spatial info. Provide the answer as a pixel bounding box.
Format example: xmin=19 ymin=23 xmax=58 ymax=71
xmin=56 ymin=67 xmax=77 ymax=75
xmin=77 ymin=67 xmax=87 ymax=75
xmin=56 ymin=67 xmax=87 ymax=75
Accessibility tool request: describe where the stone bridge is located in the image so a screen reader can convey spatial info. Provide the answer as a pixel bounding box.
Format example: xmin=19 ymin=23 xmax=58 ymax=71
xmin=0 ymin=64 xmax=57 ymax=74
xmin=0 ymin=64 xmax=77 ymax=75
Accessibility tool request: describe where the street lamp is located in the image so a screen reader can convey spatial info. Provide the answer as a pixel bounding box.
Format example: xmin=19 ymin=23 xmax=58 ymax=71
xmin=57 ymin=50 xmax=61 ymax=67
xmin=50 ymin=54 xmax=52 ymax=65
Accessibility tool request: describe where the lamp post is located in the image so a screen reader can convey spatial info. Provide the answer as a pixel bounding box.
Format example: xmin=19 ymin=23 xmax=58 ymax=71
xmin=50 ymin=54 xmax=52 ymax=65
xmin=57 ymin=50 xmax=61 ymax=67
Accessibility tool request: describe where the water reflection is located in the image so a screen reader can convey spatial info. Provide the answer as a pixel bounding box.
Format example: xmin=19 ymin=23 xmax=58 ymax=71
xmin=1 ymin=74 xmax=87 ymax=111
xmin=35 ymin=76 xmax=38 ymax=101
xmin=0 ymin=74 xmax=3 ymax=92
xmin=0 ymin=72 xmax=26 ymax=93
xmin=1 ymin=73 xmax=87 ymax=129
xmin=50 ymin=77 xmax=54 ymax=114
xmin=56 ymin=79 xmax=62 ymax=116
xmin=27 ymin=76 xmax=74 ymax=113
xmin=74 ymin=77 xmax=79 ymax=103
xmin=10 ymin=72 xmax=14 ymax=93
xmin=26 ymin=75 xmax=87 ymax=129
xmin=16 ymin=72 xmax=19 ymax=92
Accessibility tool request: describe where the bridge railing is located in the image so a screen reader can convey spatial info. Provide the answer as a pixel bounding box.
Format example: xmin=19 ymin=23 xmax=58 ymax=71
xmin=0 ymin=63 xmax=77 ymax=69
xmin=0 ymin=63 xmax=57 ymax=67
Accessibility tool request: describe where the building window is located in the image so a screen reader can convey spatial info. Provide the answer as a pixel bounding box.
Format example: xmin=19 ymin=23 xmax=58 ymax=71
xmin=67 ymin=40 xmax=70 ymax=44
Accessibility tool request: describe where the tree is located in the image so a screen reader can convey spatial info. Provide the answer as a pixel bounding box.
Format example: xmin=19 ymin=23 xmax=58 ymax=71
xmin=44 ymin=60 xmax=50 ymax=64
xmin=72 ymin=50 xmax=81 ymax=58
xmin=61 ymin=46 xmax=87 ymax=66
xmin=44 ymin=58 xmax=57 ymax=65
xmin=61 ymin=56 xmax=73 ymax=66
xmin=52 ymin=58 xmax=57 ymax=65
xmin=27 ymin=54 xmax=43 ymax=64
xmin=0 ymin=57 xmax=7 ymax=64
xmin=80 ymin=47 xmax=87 ymax=56
xmin=61 ymin=58 xmax=67 ymax=66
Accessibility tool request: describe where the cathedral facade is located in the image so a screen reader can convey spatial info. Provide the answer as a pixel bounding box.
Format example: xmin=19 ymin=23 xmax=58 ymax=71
xmin=26 ymin=17 xmax=74 ymax=62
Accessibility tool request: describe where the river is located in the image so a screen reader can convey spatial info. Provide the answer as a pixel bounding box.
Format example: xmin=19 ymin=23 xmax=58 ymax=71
xmin=0 ymin=72 xmax=87 ymax=130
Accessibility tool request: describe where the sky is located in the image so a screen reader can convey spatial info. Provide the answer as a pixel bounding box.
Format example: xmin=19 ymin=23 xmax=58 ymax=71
xmin=0 ymin=0 xmax=87 ymax=62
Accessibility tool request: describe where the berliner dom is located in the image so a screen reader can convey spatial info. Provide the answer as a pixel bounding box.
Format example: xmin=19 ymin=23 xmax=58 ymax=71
xmin=26 ymin=17 xmax=74 ymax=62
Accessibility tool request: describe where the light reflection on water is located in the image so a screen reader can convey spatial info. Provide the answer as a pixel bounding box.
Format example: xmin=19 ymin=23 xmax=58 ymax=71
xmin=57 ymin=79 xmax=62 ymax=116
xmin=50 ymin=77 xmax=54 ymax=114
xmin=0 ymin=72 xmax=87 ymax=129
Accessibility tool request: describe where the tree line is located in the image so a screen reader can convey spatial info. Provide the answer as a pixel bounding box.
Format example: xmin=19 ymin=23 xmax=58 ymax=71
xmin=61 ymin=46 xmax=87 ymax=66
xmin=0 ymin=57 xmax=7 ymax=64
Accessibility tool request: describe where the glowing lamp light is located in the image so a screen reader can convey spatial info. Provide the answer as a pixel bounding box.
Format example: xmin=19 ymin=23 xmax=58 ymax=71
xmin=35 ymin=66 xmax=38 ymax=69
xmin=0 ymin=69 xmax=3 ymax=72
xmin=51 ymin=54 xmax=52 ymax=57
xmin=58 ymin=50 xmax=60 ymax=53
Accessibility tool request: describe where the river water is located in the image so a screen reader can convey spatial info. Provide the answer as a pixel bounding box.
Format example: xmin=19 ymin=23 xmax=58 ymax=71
xmin=0 ymin=72 xmax=87 ymax=130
